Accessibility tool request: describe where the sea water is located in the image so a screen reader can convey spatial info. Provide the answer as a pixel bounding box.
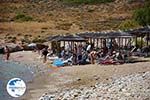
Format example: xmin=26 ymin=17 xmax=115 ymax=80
xmin=0 ymin=54 xmax=34 ymax=100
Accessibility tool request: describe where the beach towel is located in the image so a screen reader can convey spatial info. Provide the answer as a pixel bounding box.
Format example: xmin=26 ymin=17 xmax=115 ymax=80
xmin=99 ymin=59 xmax=124 ymax=65
xmin=52 ymin=58 xmax=64 ymax=67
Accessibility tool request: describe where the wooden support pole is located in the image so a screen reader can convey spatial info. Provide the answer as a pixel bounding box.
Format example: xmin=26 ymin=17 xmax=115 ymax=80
xmin=141 ymin=36 xmax=143 ymax=49
xmin=135 ymin=37 xmax=138 ymax=48
xmin=125 ymin=38 xmax=127 ymax=46
xmin=118 ymin=38 xmax=120 ymax=50
xmin=64 ymin=41 xmax=65 ymax=47
xmin=147 ymin=33 xmax=149 ymax=46
xmin=127 ymin=38 xmax=131 ymax=48
xmin=146 ymin=33 xmax=149 ymax=56
xmin=101 ymin=38 xmax=102 ymax=48
xmin=71 ymin=41 xmax=73 ymax=51
xmin=93 ymin=38 xmax=95 ymax=47
xmin=97 ymin=38 xmax=98 ymax=48
xmin=121 ymin=38 xmax=123 ymax=47
xmin=101 ymin=38 xmax=103 ymax=48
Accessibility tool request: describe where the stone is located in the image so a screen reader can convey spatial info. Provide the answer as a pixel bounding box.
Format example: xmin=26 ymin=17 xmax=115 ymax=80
xmin=39 ymin=71 xmax=150 ymax=100
xmin=76 ymin=78 xmax=81 ymax=81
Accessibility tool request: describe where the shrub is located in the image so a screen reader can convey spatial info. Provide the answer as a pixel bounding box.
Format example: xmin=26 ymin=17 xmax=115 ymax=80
xmin=7 ymin=36 xmax=12 ymax=39
xmin=17 ymin=33 xmax=21 ymax=36
xmin=14 ymin=13 xmax=33 ymax=22
xmin=133 ymin=2 xmax=150 ymax=26
xmin=118 ymin=20 xmax=139 ymax=30
xmin=21 ymin=36 xmax=31 ymax=43
xmin=63 ymin=0 xmax=114 ymax=4
xmin=32 ymin=38 xmax=46 ymax=43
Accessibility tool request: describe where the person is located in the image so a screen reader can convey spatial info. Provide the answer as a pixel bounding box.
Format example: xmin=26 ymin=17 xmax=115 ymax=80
xmin=77 ymin=44 xmax=83 ymax=63
xmin=101 ymin=40 xmax=108 ymax=57
xmin=107 ymin=39 xmax=113 ymax=54
xmin=4 ymin=46 xmax=10 ymax=60
xmin=112 ymin=39 xmax=118 ymax=48
xmin=86 ymin=43 xmax=91 ymax=53
xmin=42 ymin=47 xmax=48 ymax=63
xmin=89 ymin=50 xmax=97 ymax=64
xmin=60 ymin=46 xmax=65 ymax=59
xmin=73 ymin=44 xmax=77 ymax=65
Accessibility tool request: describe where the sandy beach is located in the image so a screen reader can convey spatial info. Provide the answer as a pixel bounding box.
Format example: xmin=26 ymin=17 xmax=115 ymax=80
xmin=0 ymin=1 xmax=150 ymax=100
xmin=1 ymin=51 xmax=149 ymax=100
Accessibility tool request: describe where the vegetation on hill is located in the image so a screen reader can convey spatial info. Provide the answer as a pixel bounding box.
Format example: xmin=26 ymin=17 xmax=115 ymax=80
xmin=63 ymin=0 xmax=114 ymax=4
xmin=118 ymin=20 xmax=139 ymax=30
xmin=0 ymin=0 xmax=148 ymax=43
xmin=133 ymin=1 xmax=150 ymax=26
xmin=14 ymin=13 xmax=33 ymax=22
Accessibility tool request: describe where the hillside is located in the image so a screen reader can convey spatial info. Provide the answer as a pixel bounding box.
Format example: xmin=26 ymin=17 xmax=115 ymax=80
xmin=0 ymin=0 xmax=146 ymax=43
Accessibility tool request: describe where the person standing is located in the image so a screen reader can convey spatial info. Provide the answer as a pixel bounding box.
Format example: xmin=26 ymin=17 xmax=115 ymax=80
xmin=73 ymin=44 xmax=77 ymax=65
xmin=42 ymin=47 xmax=49 ymax=63
xmin=4 ymin=46 xmax=10 ymax=60
xmin=89 ymin=50 xmax=97 ymax=64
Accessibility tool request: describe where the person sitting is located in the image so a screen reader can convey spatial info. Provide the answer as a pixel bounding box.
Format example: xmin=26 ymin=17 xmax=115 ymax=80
xmin=78 ymin=51 xmax=89 ymax=65
xmin=60 ymin=46 xmax=65 ymax=59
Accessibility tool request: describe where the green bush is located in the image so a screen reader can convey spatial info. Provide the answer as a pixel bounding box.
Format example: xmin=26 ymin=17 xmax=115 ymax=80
xmin=7 ymin=36 xmax=12 ymax=39
xmin=14 ymin=13 xmax=33 ymax=22
xmin=32 ymin=38 xmax=46 ymax=43
xmin=118 ymin=20 xmax=139 ymax=30
xmin=63 ymin=0 xmax=114 ymax=4
xmin=21 ymin=36 xmax=31 ymax=43
xmin=133 ymin=3 xmax=150 ymax=26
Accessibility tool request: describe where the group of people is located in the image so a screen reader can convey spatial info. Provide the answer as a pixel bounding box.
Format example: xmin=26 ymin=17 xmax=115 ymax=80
xmin=1 ymin=38 xmax=128 ymax=65
xmin=1 ymin=38 xmax=126 ymax=65
xmin=51 ymin=39 xmax=127 ymax=66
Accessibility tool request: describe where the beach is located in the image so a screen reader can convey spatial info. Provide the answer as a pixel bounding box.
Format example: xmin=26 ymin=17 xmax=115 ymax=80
xmin=0 ymin=0 xmax=150 ymax=100
xmin=0 ymin=51 xmax=150 ymax=100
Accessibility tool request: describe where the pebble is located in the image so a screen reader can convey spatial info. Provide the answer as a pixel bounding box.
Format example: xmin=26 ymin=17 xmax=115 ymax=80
xmin=39 ymin=71 xmax=150 ymax=100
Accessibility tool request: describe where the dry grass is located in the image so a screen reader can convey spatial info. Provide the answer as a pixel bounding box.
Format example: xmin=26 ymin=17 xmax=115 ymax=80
xmin=0 ymin=21 xmax=84 ymax=42
xmin=0 ymin=0 xmax=143 ymax=42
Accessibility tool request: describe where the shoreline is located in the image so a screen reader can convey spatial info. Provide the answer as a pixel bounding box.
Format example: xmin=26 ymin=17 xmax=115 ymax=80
xmin=0 ymin=51 xmax=150 ymax=100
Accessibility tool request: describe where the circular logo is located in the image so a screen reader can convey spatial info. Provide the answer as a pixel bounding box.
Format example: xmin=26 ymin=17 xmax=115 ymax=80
xmin=6 ymin=78 xmax=26 ymax=97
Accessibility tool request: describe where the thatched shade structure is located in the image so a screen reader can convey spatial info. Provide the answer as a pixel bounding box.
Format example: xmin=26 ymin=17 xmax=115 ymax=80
xmin=126 ymin=26 xmax=150 ymax=48
xmin=77 ymin=31 xmax=133 ymax=38
xmin=127 ymin=26 xmax=150 ymax=36
xmin=77 ymin=31 xmax=134 ymax=49
xmin=47 ymin=35 xmax=62 ymax=41
xmin=47 ymin=34 xmax=86 ymax=53
xmin=50 ymin=34 xmax=86 ymax=42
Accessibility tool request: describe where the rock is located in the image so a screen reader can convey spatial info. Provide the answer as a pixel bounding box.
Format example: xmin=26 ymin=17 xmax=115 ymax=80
xmin=76 ymin=78 xmax=81 ymax=81
xmin=106 ymin=78 xmax=109 ymax=80
xmin=39 ymin=71 xmax=150 ymax=100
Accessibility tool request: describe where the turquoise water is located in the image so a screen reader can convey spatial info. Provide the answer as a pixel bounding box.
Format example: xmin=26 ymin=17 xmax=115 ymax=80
xmin=0 ymin=55 xmax=34 ymax=100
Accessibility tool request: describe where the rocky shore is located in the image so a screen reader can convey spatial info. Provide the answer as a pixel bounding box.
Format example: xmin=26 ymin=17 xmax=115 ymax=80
xmin=40 ymin=71 xmax=150 ymax=100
